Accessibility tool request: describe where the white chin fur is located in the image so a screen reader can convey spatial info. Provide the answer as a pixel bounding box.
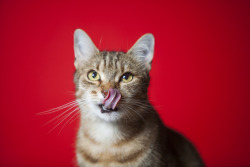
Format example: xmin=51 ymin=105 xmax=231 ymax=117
xmin=80 ymin=102 xmax=123 ymax=122
xmin=96 ymin=110 xmax=122 ymax=122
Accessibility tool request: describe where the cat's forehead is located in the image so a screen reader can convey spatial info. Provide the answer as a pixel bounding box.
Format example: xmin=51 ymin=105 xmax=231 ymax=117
xmin=92 ymin=51 xmax=140 ymax=72
xmin=99 ymin=51 xmax=125 ymax=65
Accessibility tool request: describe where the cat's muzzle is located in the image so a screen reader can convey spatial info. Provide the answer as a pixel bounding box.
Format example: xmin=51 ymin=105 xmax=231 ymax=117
xmin=101 ymin=88 xmax=121 ymax=112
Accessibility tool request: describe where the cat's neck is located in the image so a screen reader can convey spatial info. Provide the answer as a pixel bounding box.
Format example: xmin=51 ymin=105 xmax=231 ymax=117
xmin=79 ymin=113 xmax=152 ymax=145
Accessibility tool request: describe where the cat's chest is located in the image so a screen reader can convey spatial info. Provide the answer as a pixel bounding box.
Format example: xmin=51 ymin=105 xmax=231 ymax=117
xmin=82 ymin=120 xmax=122 ymax=143
xmin=76 ymin=122 xmax=151 ymax=166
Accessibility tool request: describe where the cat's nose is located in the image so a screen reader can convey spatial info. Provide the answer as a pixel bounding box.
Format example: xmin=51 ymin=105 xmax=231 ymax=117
xmin=101 ymin=82 xmax=115 ymax=97
xmin=102 ymin=90 xmax=109 ymax=97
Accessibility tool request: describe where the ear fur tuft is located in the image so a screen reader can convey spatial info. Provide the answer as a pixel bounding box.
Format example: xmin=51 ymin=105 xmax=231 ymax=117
xmin=74 ymin=29 xmax=99 ymax=68
xmin=128 ymin=34 xmax=155 ymax=70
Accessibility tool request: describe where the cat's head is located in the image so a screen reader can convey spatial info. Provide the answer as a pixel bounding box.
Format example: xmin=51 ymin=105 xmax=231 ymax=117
xmin=74 ymin=29 xmax=154 ymax=122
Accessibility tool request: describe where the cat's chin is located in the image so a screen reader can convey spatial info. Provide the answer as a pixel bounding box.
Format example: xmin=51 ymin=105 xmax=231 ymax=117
xmin=89 ymin=104 xmax=123 ymax=122
xmin=98 ymin=104 xmax=118 ymax=113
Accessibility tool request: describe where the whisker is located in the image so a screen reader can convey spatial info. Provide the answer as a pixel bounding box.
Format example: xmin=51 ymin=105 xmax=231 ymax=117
xmin=38 ymin=98 xmax=97 ymax=134
xmin=98 ymin=33 xmax=103 ymax=49
xmin=120 ymin=104 xmax=133 ymax=121
xmin=69 ymin=112 xmax=80 ymax=125
xmin=132 ymin=100 xmax=163 ymax=110
xmin=38 ymin=100 xmax=78 ymax=115
xmin=42 ymin=99 xmax=89 ymax=127
xmin=48 ymin=107 xmax=80 ymax=134
xmin=122 ymin=104 xmax=146 ymax=123
xmin=58 ymin=110 xmax=80 ymax=134
xmin=43 ymin=104 xmax=79 ymax=127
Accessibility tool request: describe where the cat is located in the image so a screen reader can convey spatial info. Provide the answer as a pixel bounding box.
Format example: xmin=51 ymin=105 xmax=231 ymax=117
xmin=73 ymin=29 xmax=204 ymax=167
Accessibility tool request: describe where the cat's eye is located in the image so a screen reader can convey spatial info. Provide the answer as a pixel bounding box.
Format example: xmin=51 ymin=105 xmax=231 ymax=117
xmin=121 ymin=73 xmax=133 ymax=83
xmin=88 ymin=70 xmax=100 ymax=81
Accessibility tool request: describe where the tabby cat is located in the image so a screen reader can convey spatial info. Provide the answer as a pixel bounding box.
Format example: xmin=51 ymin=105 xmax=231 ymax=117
xmin=73 ymin=29 xmax=204 ymax=167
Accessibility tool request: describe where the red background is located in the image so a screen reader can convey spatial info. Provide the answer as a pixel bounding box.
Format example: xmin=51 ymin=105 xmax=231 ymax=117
xmin=0 ymin=0 xmax=250 ymax=167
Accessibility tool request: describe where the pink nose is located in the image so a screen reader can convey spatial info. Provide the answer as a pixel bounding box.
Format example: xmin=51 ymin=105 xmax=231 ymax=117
xmin=102 ymin=88 xmax=121 ymax=110
xmin=102 ymin=90 xmax=109 ymax=97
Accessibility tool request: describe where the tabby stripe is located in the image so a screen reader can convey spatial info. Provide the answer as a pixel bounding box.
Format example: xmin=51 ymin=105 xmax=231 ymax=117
xmin=103 ymin=52 xmax=107 ymax=68
xmin=116 ymin=148 xmax=145 ymax=163
xmin=78 ymin=147 xmax=146 ymax=164
xmin=96 ymin=63 xmax=99 ymax=71
xmin=78 ymin=147 xmax=99 ymax=163
xmin=84 ymin=132 xmax=99 ymax=145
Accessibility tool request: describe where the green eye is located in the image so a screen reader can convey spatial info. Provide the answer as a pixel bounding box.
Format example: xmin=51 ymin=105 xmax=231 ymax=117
xmin=121 ymin=73 xmax=133 ymax=83
xmin=88 ymin=70 xmax=100 ymax=81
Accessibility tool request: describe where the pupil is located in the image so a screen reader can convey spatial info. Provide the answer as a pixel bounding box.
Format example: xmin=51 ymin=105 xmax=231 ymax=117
xmin=123 ymin=74 xmax=129 ymax=80
xmin=92 ymin=72 xmax=97 ymax=78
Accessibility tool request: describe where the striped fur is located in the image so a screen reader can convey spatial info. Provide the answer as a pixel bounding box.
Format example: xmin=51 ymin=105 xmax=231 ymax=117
xmin=74 ymin=29 xmax=204 ymax=167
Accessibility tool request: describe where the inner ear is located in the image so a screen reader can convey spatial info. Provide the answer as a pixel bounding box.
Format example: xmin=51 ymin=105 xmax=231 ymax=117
xmin=74 ymin=29 xmax=99 ymax=69
xmin=127 ymin=34 xmax=155 ymax=70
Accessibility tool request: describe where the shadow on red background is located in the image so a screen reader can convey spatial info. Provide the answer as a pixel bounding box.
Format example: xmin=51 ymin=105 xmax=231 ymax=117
xmin=0 ymin=0 xmax=250 ymax=167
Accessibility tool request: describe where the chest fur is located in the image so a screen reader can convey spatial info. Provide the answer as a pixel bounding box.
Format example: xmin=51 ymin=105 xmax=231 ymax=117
xmin=76 ymin=121 xmax=157 ymax=167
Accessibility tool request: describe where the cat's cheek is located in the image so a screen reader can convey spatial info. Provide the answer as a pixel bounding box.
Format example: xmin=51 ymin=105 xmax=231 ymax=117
xmin=119 ymin=78 xmax=145 ymax=97
xmin=119 ymin=86 xmax=140 ymax=98
xmin=75 ymin=89 xmax=85 ymax=99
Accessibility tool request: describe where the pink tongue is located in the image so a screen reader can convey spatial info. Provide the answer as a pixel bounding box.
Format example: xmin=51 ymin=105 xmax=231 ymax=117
xmin=102 ymin=88 xmax=121 ymax=110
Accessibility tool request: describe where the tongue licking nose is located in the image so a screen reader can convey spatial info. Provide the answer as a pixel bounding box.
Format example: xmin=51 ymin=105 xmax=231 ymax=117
xmin=102 ymin=88 xmax=121 ymax=110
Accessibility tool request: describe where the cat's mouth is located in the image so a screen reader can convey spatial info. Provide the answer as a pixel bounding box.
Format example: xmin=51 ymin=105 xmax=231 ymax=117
xmin=98 ymin=104 xmax=118 ymax=113
xmin=99 ymin=88 xmax=121 ymax=113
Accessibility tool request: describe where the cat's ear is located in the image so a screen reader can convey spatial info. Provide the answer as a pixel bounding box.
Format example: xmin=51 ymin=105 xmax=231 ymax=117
xmin=128 ymin=34 xmax=155 ymax=70
xmin=74 ymin=29 xmax=99 ymax=69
